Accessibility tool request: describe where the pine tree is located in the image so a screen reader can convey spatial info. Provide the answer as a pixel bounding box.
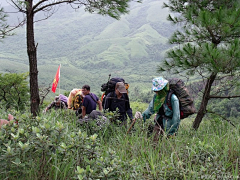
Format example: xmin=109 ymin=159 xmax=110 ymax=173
xmin=0 ymin=6 xmax=9 ymax=39
xmin=158 ymin=0 xmax=240 ymax=129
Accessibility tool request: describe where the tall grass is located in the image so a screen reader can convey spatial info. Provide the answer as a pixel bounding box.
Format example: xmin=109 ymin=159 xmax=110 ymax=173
xmin=98 ymin=116 xmax=239 ymax=179
xmin=0 ymin=106 xmax=239 ymax=179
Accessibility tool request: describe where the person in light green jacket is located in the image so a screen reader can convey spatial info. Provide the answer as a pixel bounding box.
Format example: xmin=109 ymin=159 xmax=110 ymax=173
xmin=142 ymin=77 xmax=180 ymax=140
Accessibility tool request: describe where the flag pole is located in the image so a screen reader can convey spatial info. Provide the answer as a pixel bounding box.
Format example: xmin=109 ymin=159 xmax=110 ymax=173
xmin=59 ymin=64 xmax=61 ymax=95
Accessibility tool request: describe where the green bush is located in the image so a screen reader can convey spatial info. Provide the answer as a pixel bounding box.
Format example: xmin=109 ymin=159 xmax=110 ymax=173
xmin=1 ymin=106 xmax=239 ymax=180
xmin=0 ymin=110 xmax=140 ymax=180
xmin=0 ymin=72 xmax=29 ymax=111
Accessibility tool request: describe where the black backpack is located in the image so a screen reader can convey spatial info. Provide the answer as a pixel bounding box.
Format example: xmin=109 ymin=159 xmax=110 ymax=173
xmin=166 ymin=78 xmax=196 ymax=119
xmin=101 ymin=77 xmax=129 ymax=105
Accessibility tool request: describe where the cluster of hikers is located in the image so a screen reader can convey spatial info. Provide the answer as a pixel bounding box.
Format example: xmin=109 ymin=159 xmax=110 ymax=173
xmin=42 ymin=76 xmax=195 ymax=138
xmin=1 ymin=76 xmax=195 ymax=140
xmin=44 ymin=82 xmax=133 ymax=125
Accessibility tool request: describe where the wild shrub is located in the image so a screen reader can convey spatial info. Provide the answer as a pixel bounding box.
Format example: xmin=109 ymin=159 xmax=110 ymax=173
xmin=0 ymin=72 xmax=29 ymax=111
xmin=0 ymin=110 xmax=140 ymax=180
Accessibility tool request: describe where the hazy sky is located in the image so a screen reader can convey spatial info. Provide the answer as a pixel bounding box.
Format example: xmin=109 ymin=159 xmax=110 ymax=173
xmin=1 ymin=1 xmax=8 ymax=7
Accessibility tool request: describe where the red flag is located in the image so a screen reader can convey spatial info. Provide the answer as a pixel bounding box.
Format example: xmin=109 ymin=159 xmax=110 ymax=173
xmin=51 ymin=65 xmax=60 ymax=93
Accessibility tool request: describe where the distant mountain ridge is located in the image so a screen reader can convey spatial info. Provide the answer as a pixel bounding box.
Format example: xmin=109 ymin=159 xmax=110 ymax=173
xmin=0 ymin=0 xmax=176 ymax=97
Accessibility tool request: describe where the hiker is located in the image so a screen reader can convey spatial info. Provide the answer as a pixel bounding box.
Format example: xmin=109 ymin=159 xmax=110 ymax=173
xmin=142 ymin=77 xmax=180 ymax=140
xmin=101 ymin=76 xmax=129 ymax=106
xmin=43 ymin=94 xmax=68 ymax=113
xmin=0 ymin=114 xmax=15 ymax=128
xmin=103 ymin=82 xmax=133 ymax=126
xmin=81 ymin=85 xmax=103 ymax=118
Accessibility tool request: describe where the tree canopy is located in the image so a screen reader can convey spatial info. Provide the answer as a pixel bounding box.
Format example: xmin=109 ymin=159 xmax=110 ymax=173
xmin=158 ymin=0 xmax=240 ymax=129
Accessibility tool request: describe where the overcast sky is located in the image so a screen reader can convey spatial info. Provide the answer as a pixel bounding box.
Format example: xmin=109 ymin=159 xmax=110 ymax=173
xmin=0 ymin=1 xmax=9 ymax=7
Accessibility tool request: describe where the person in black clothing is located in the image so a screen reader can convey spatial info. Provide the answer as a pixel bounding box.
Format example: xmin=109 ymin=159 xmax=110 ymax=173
xmin=103 ymin=82 xmax=133 ymax=125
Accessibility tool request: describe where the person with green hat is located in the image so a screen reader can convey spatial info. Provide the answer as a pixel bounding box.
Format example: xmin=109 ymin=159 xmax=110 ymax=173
xmin=142 ymin=77 xmax=180 ymax=140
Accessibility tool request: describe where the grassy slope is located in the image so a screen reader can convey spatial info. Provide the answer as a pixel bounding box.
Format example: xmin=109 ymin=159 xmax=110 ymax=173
xmin=0 ymin=105 xmax=239 ymax=179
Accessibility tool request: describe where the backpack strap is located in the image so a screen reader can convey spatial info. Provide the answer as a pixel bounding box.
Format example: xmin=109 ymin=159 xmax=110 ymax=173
xmin=166 ymin=90 xmax=184 ymax=119
xmin=87 ymin=93 xmax=98 ymax=103
xmin=103 ymin=91 xmax=114 ymax=111
xmin=105 ymin=92 xmax=129 ymax=101
xmin=167 ymin=89 xmax=174 ymax=108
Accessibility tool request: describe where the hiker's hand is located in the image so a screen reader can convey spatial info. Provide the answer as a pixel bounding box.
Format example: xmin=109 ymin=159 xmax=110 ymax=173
xmin=134 ymin=111 xmax=142 ymax=119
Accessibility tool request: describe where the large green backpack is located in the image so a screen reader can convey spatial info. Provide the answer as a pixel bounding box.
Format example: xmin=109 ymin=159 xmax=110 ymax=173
xmin=167 ymin=78 xmax=196 ymax=119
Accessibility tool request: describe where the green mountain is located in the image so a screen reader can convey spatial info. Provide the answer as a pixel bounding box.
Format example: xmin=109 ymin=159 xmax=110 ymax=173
xmin=0 ymin=0 xmax=176 ymax=99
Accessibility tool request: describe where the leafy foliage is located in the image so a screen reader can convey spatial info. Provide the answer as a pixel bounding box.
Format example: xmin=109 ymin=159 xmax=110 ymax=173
xmin=0 ymin=104 xmax=239 ymax=179
xmin=160 ymin=0 xmax=240 ymax=75
xmin=0 ymin=72 xmax=29 ymax=111
xmin=0 ymin=110 xmax=140 ymax=179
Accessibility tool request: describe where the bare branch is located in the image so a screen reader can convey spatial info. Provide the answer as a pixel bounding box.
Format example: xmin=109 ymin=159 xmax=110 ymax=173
xmin=39 ymin=83 xmax=52 ymax=105
xmin=34 ymin=6 xmax=57 ymax=23
xmin=10 ymin=0 xmax=27 ymax=13
xmin=209 ymin=95 xmax=240 ymax=99
xmin=32 ymin=0 xmax=49 ymax=12
xmin=4 ymin=18 xmax=26 ymax=34
xmin=33 ymin=0 xmax=81 ymax=14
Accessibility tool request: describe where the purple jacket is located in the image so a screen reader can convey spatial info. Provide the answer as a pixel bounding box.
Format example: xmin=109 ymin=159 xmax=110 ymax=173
xmin=59 ymin=94 xmax=68 ymax=106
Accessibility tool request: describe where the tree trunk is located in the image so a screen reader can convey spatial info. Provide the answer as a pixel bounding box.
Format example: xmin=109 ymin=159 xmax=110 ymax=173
xmin=192 ymin=73 xmax=217 ymax=130
xmin=26 ymin=0 xmax=40 ymax=116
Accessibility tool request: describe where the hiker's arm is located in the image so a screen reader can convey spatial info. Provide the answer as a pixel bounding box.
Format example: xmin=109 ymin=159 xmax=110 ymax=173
xmin=126 ymin=107 xmax=133 ymax=120
xmin=168 ymin=96 xmax=180 ymax=135
xmin=97 ymin=100 xmax=103 ymax=111
xmin=61 ymin=101 xmax=67 ymax=109
xmin=124 ymin=94 xmax=133 ymax=120
xmin=45 ymin=102 xmax=54 ymax=112
xmin=67 ymin=91 xmax=73 ymax=109
xmin=142 ymin=97 xmax=155 ymax=122
xmin=82 ymin=106 xmax=86 ymax=118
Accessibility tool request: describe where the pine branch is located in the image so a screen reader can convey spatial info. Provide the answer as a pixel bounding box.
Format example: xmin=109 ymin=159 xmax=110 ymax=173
xmin=206 ymin=110 xmax=236 ymax=128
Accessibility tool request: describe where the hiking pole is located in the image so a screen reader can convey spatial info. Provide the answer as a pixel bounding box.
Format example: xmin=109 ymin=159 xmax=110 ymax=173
xmin=127 ymin=118 xmax=136 ymax=134
xmin=127 ymin=111 xmax=142 ymax=134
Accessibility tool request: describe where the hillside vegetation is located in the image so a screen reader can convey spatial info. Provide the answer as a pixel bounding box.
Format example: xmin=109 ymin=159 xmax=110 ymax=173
xmin=0 ymin=0 xmax=175 ymax=98
xmin=0 ymin=106 xmax=239 ymax=179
